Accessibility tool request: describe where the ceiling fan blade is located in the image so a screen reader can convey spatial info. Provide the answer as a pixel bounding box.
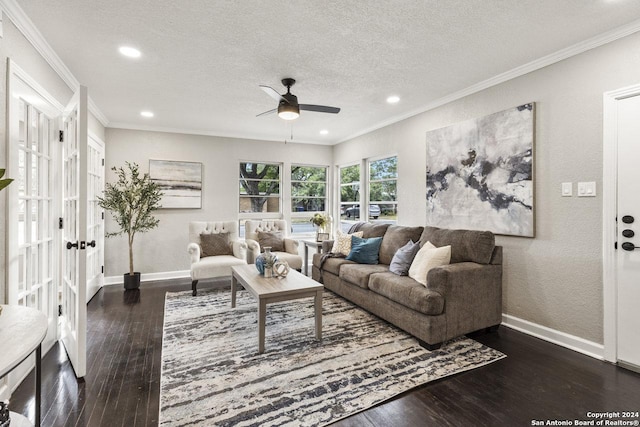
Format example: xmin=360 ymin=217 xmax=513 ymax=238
xmin=259 ymin=85 xmax=288 ymax=103
xmin=256 ymin=108 xmax=277 ymax=117
xmin=299 ymin=104 xmax=341 ymax=114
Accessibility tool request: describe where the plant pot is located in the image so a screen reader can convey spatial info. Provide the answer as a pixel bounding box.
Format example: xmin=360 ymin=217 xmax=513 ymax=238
xmin=123 ymin=272 xmax=141 ymax=290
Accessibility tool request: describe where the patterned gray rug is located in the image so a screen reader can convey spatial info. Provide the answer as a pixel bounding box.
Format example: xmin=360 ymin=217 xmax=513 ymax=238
xmin=160 ymin=289 xmax=505 ymax=427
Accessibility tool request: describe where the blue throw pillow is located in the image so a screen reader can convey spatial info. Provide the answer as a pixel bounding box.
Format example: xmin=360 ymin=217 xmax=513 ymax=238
xmin=346 ymin=236 xmax=383 ymax=264
xmin=389 ymin=240 xmax=421 ymax=275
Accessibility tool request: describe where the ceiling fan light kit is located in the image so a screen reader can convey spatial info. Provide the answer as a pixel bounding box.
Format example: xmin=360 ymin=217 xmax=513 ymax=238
xmin=278 ymin=103 xmax=300 ymax=120
xmin=258 ymin=78 xmax=340 ymax=121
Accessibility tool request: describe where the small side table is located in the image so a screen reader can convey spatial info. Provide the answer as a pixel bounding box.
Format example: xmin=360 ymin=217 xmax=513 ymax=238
xmin=300 ymin=239 xmax=323 ymax=276
xmin=0 ymin=305 xmax=48 ymax=427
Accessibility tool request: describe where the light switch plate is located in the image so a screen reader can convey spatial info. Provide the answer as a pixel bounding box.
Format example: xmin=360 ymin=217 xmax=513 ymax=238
xmin=577 ymin=181 xmax=596 ymax=197
xmin=562 ymin=182 xmax=572 ymax=197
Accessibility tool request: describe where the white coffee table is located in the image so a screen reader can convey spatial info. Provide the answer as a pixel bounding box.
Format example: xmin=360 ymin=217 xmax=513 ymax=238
xmin=231 ymin=264 xmax=324 ymax=353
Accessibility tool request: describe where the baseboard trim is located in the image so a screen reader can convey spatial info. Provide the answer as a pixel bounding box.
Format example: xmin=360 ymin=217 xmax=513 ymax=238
xmin=502 ymin=314 xmax=604 ymax=360
xmin=104 ymin=270 xmax=190 ymax=286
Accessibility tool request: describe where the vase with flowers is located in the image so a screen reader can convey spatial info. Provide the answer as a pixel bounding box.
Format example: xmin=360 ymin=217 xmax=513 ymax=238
xmin=310 ymin=213 xmax=330 ymax=242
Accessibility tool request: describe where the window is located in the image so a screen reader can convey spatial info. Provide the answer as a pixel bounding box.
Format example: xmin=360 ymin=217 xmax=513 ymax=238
xmin=291 ymin=165 xmax=327 ymax=213
xmin=339 ymin=164 xmax=360 ymax=232
xmin=369 ymin=156 xmax=397 ymax=224
xmin=239 ymin=162 xmax=281 ymax=214
xmin=291 ymin=165 xmax=327 ymax=234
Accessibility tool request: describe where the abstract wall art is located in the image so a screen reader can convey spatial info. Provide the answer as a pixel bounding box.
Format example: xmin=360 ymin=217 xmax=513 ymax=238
xmin=149 ymin=160 xmax=202 ymax=209
xmin=425 ymin=103 xmax=534 ymax=237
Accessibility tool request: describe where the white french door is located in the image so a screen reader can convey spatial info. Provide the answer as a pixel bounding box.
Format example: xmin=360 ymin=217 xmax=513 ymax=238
xmin=86 ymin=133 xmax=105 ymax=302
xmin=60 ymin=86 xmax=89 ymax=378
xmin=5 ymin=61 xmax=63 ymax=395
xmin=615 ymin=94 xmax=640 ymax=370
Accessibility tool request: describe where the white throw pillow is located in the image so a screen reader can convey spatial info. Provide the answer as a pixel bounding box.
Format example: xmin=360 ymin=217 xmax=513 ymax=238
xmin=408 ymin=241 xmax=452 ymax=286
xmin=331 ymin=231 xmax=364 ymax=256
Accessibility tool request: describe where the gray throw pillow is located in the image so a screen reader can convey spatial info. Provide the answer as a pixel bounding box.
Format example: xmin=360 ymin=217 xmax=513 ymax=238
xmin=200 ymin=232 xmax=232 ymax=257
xmin=257 ymin=231 xmax=285 ymax=252
xmin=389 ymin=240 xmax=421 ymax=275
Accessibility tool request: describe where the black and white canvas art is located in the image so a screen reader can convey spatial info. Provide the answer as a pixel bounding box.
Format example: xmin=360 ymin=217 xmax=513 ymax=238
xmin=149 ymin=160 xmax=202 ymax=209
xmin=425 ymin=103 xmax=534 ymax=237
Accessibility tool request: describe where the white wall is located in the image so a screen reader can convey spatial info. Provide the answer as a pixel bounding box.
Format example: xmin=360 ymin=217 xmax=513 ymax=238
xmin=333 ymin=32 xmax=640 ymax=344
xmin=103 ymin=128 xmax=332 ymax=277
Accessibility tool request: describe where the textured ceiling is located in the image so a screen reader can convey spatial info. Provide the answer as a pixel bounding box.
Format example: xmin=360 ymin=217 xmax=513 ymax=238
xmin=17 ymin=0 xmax=640 ymax=144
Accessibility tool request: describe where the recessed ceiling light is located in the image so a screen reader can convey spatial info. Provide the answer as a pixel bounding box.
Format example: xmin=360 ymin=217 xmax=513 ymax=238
xmin=140 ymin=111 xmax=154 ymax=118
xmin=319 ymin=129 xmax=329 ymax=135
xmin=387 ymin=95 xmax=400 ymax=104
xmin=119 ymin=46 xmax=141 ymax=58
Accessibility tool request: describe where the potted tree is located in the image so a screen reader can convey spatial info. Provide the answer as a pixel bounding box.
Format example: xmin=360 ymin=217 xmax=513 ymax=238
xmin=0 ymin=168 xmax=12 ymax=192
xmin=98 ymin=162 xmax=162 ymax=290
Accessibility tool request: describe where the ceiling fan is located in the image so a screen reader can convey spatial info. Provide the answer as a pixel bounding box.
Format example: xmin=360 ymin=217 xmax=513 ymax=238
xmin=257 ymin=78 xmax=340 ymax=120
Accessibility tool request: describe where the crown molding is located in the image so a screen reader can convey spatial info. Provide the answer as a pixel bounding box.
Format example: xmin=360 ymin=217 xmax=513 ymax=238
xmin=1 ymin=0 xmax=109 ymax=127
xmin=106 ymin=122 xmax=334 ymax=146
xmin=338 ymin=17 xmax=640 ymax=144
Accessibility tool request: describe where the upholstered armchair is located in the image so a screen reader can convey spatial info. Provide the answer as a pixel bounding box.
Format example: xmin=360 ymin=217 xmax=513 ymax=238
xmin=245 ymin=220 xmax=303 ymax=271
xmin=188 ymin=221 xmax=247 ymax=296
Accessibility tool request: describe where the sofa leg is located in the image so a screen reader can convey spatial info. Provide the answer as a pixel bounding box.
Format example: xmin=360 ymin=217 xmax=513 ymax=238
xmin=192 ymin=280 xmax=199 ymax=296
xmin=486 ymin=324 xmax=500 ymax=333
xmin=418 ymin=339 xmax=442 ymax=351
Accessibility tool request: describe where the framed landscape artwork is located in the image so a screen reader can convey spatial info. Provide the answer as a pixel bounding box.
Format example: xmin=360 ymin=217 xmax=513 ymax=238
xmin=149 ymin=160 xmax=202 ymax=209
xmin=425 ymin=103 xmax=534 ymax=237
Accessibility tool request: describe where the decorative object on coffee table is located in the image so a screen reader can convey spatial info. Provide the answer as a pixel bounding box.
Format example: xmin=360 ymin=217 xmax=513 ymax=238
xmin=255 ymin=247 xmax=277 ymax=276
xmin=273 ymin=260 xmax=290 ymax=278
xmin=98 ymin=162 xmax=162 ymax=290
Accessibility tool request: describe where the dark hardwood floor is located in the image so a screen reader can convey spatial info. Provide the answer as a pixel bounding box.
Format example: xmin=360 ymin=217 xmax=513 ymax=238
xmin=11 ymin=279 xmax=640 ymax=427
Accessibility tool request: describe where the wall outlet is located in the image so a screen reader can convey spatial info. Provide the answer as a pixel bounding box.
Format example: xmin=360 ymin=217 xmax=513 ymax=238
xmin=562 ymin=182 xmax=572 ymax=197
xmin=577 ymin=181 xmax=596 ymax=197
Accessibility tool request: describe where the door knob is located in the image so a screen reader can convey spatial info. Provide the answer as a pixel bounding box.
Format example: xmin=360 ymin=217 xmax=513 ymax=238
xmin=622 ymin=229 xmax=635 ymax=238
xmin=87 ymin=240 xmax=96 ymax=248
xmin=66 ymin=241 xmax=78 ymax=250
xmin=621 ymin=242 xmax=639 ymax=251
xmin=622 ymin=215 xmax=635 ymax=224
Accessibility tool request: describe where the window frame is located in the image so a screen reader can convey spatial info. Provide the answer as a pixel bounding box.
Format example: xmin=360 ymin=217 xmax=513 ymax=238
xmin=338 ymin=162 xmax=362 ymax=230
xmin=238 ymin=160 xmax=283 ymax=220
xmin=367 ymin=154 xmax=398 ymax=224
xmin=290 ymin=163 xmax=329 ymax=217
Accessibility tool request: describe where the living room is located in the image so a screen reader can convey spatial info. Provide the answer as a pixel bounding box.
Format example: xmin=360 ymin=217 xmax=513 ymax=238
xmin=1 ymin=1 xmax=640 ymax=426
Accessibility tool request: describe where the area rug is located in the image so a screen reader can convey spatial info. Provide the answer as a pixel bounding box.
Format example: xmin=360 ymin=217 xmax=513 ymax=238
xmin=159 ymin=289 xmax=505 ymax=426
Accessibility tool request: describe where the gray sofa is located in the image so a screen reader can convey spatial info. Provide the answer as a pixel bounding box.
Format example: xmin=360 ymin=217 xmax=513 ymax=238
xmin=311 ymin=223 xmax=502 ymax=349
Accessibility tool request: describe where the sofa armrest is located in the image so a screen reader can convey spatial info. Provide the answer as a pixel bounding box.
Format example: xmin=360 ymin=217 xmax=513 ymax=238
xmin=284 ymin=238 xmax=299 ymax=254
xmin=187 ymin=243 xmax=200 ymax=264
xmin=232 ymin=240 xmax=248 ymax=261
xmin=245 ymin=239 xmax=260 ymax=263
xmin=426 ymin=262 xmax=502 ymax=336
xmin=322 ymin=240 xmax=334 ymax=253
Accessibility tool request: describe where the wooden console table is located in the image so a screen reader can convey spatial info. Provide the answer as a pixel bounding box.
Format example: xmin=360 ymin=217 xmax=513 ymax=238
xmin=0 ymin=305 xmax=48 ymax=427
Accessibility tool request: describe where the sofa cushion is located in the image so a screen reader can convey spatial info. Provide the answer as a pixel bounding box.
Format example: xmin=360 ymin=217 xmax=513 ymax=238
xmin=419 ymin=226 xmax=495 ymax=265
xmin=409 ymin=241 xmax=451 ymax=286
xmin=389 ymin=240 xmax=420 ymax=276
xmin=379 ymin=225 xmax=424 ymax=265
xmin=339 ymin=264 xmax=390 ymax=289
xmin=368 ymin=272 xmax=445 ymax=315
xmin=200 ymin=232 xmax=232 ymax=257
xmin=355 ymin=222 xmax=390 ymax=239
xmin=346 ymin=236 xmax=383 ymax=264
xmin=331 ymin=231 xmax=364 ymax=256
xmin=313 ymin=255 xmax=355 ymax=276
xmin=257 ymin=231 xmax=285 ymax=252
